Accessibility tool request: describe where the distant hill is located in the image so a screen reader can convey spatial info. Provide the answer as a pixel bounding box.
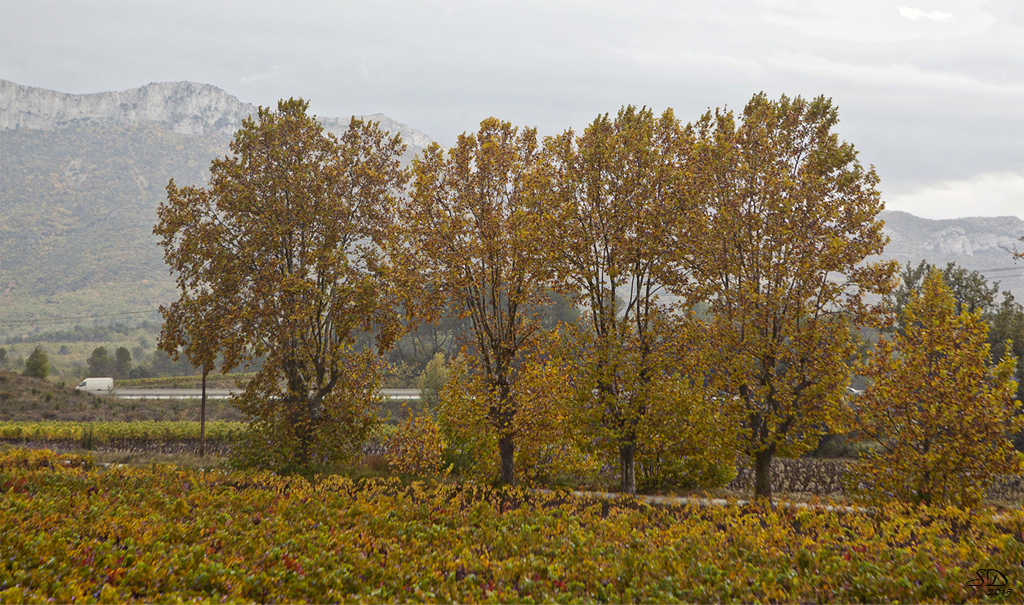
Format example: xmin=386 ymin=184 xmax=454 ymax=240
xmin=0 ymin=80 xmax=433 ymax=338
xmin=877 ymin=210 xmax=1024 ymax=299
xmin=0 ymin=122 xmax=226 ymax=335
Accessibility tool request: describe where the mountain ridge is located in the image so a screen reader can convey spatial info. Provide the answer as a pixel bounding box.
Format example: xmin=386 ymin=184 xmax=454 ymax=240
xmin=880 ymin=210 xmax=1024 ymax=258
xmin=876 ymin=210 xmax=1024 ymax=297
xmin=0 ymin=79 xmax=434 ymax=154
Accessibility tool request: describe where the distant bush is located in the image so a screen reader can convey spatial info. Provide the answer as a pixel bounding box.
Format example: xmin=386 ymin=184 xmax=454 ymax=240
xmin=23 ymin=346 xmax=49 ymax=380
xmin=416 ymin=352 xmax=448 ymax=408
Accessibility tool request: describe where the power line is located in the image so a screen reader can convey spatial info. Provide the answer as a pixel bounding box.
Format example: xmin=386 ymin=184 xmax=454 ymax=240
xmin=975 ymin=266 xmax=1024 ymax=273
xmin=0 ymin=309 xmax=163 ymax=327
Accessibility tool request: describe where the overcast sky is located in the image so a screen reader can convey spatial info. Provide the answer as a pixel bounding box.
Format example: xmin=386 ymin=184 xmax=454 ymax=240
xmin=1 ymin=0 xmax=1021 ymax=219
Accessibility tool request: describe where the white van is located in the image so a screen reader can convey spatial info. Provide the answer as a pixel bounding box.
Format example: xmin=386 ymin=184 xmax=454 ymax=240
xmin=76 ymin=377 xmax=114 ymax=393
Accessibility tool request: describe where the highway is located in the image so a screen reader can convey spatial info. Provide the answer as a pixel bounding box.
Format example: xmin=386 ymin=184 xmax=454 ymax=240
xmin=113 ymin=388 xmax=421 ymax=400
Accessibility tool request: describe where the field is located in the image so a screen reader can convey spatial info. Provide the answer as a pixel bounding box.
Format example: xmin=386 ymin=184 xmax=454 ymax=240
xmin=1 ymin=448 xmax=1021 ymax=603
xmin=2 ymin=373 xmax=1023 ymax=602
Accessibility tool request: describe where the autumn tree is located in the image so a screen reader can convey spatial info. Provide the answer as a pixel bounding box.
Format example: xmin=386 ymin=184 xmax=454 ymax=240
xmin=540 ymin=106 xmax=693 ymax=494
xmin=853 ymin=270 xmax=1022 ymax=507
xmin=687 ymin=93 xmax=896 ymax=499
xmin=155 ymin=98 xmax=408 ymax=468
xmin=890 ymin=260 xmax=1024 ymax=401
xmin=393 ymin=118 xmax=550 ymax=485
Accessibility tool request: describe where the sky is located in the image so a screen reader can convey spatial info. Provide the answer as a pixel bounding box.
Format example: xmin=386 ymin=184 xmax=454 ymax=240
xmin=1 ymin=0 xmax=1022 ymax=220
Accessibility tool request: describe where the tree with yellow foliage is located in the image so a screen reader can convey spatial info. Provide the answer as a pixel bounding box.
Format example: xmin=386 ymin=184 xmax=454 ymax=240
xmin=540 ymin=106 xmax=692 ymax=494
xmin=155 ymin=99 xmax=408 ymax=468
xmin=687 ymin=93 xmax=896 ymax=499
xmin=394 ymin=118 xmax=551 ymax=486
xmin=853 ymin=270 xmax=1022 ymax=507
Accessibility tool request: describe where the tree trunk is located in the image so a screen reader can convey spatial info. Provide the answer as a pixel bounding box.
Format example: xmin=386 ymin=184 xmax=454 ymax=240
xmin=620 ymin=442 xmax=637 ymax=495
xmin=285 ymin=361 xmax=313 ymax=465
xmin=199 ymin=368 xmax=207 ymax=458
xmin=498 ymin=434 xmax=515 ymax=486
xmin=753 ymin=447 xmax=774 ymax=500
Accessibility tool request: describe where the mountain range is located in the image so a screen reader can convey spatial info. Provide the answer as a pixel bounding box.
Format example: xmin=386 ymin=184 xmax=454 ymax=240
xmin=0 ymin=79 xmax=433 ymax=155
xmin=1 ymin=79 xmax=1022 ymax=339
xmin=877 ymin=210 xmax=1024 ymax=298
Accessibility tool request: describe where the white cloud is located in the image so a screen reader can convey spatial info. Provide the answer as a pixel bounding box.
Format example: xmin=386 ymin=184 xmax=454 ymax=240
xmin=759 ymin=1 xmax=989 ymax=43
xmin=239 ymin=64 xmax=289 ymax=86
xmin=886 ymin=172 xmax=1024 ymax=219
xmin=766 ymin=52 xmax=1024 ymax=95
xmin=899 ymin=6 xmax=955 ymax=22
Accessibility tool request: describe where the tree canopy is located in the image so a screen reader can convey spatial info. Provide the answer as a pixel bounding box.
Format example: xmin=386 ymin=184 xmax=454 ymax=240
xmin=155 ymin=98 xmax=408 ymax=467
xmin=686 ymin=93 xmax=897 ymax=499
xmin=393 ymin=118 xmax=551 ymax=485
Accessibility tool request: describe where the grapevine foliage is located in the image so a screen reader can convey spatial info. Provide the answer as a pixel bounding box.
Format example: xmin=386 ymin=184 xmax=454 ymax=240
xmin=1 ymin=449 xmax=1022 ymax=603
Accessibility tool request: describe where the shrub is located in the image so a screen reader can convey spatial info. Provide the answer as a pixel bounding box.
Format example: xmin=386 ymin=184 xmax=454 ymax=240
xmin=436 ymin=354 xmax=499 ymax=480
xmin=416 ymin=352 xmax=448 ymax=408
xmin=386 ymin=411 xmax=448 ymax=476
xmin=23 ymin=346 xmax=50 ymax=380
xmin=635 ymin=373 xmax=739 ymax=492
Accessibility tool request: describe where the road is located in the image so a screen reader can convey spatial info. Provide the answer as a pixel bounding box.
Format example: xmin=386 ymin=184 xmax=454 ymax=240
xmin=113 ymin=388 xmax=421 ymax=400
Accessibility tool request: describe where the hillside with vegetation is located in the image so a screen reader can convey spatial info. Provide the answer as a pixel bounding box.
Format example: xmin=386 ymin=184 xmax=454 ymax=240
xmin=0 ymin=122 xmax=229 ymax=333
xmin=0 ymin=79 xmax=432 ymax=343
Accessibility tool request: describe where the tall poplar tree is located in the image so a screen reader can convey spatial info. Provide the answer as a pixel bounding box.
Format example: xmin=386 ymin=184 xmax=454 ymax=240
xmin=394 ymin=118 xmax=549 ymax=485
xmin=688 ymin=93 xmax=896 ymax=499
xmin=541 ymin=106 xmax=693 ymax=494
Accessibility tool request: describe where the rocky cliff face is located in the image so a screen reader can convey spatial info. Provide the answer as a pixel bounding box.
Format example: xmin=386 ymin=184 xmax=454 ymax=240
xmin=881 ymin=211 xmax=1024 ymax=258
xmin=0 ymin=79 xmax=433 ymax=154
xmin=878 ymin=210 xmax=1024 ymax=298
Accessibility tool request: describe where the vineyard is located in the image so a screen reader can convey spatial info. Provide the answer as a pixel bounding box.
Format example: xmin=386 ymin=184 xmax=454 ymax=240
xmin=0 ymin=421 xmax=245 ymax=445
xmin=0 ymin=448 xmax=1021 ymax=603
